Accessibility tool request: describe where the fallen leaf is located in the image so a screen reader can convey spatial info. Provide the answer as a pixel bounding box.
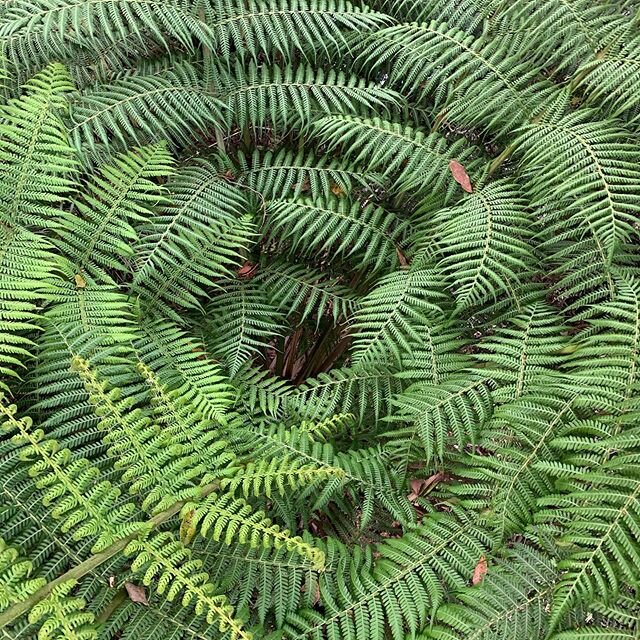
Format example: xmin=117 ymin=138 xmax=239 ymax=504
xmin=449 ymin=160 xmax=473 ymax=193
xmin=74 ymin=273 xmax=87 ymax=288
xmin=330 ymin=183 xmax=346 ymax=197
xmin=237 ymin=261 xmax=258 ymax=279
xmin=407 ymin=472 xmax=445 ymax=501
xmin=472 ymin=555 xmax=488 ymax=585
xmin=124 ymin=582 xmax=148 ymax=606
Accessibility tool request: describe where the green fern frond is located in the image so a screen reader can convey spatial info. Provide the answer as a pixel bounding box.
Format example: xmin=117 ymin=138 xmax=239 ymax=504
xmin=28 ymin=579 xmax=96 ymax=640
xmin=231 ymin=147 xmax=380 ymax=200
xmin=259 ymin=261 xmax=359 ymax=327
xmin=424 ymin=544 xmax=555 ymax=640
xmin=433 ymin=181 xmax=535 ymax=311
xmin=288 ymin=363 xmax=402 ymax=422
xmin=69 ymin=63 xmax=226 ymax=157
xmin=472 ymin=302 xmax=571 ymax=401
xmin=0 ymin=394 xmax=144 ymax=553
xmin=217 ymin=61 xmax=400 ymax=132
xmin=358 ymin=21 xmax=555 ymax=136
xmin=203 ymin=280 xmax=285 ymax=377
xmin=351 ymin=268 xmax=447 ymax=365
xmin=516 ymin=111 xmax=640 ymax=264
xmin=182 ymin=492 xmax=325 ymax=570
xmin=284 ymin=514 xmax=491 ymax=640
xmin=0 ymin=63 xmax=77 ymax=227
xmin=265 ymin=196 xmax=403 ymax=271
xmin=385 ymin=374 xmax=494 ymax=464
xmin=0 ymin=539 xmax=46 ymax=611
xmin=55 ymin=143 xmax=173 ymax=281
xmin=132 ymin=161 xmax=253 ymax=310
xmin=0 ymin=0 xmax=212 ymax=73
xmin=312 ymin=115 xmax=474 ymax=198
xmin=126 ymin=532 xmax=251 ymax=640
xmin=201 ymin=0 xmax=390 ymax=61
xmin=0 ymin=226 xmax=56 ymax=387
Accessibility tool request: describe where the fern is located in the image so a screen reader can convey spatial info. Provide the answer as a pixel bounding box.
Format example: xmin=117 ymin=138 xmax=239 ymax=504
xmin=3 ymin=0 xmax=640 ymax=637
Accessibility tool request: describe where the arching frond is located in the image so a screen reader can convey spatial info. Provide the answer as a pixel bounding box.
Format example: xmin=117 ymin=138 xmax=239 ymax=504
xmin=265 ymin=196 xmax=403 ymax=271
xmin=69 ymin=63 xmax=226 ymax=158
xmin=132 ymin=161 xmax=252 ymax=310
xmin=433 ymin=181 xmax=535 ymax=311
xmin=55 ymin=143 xmax=174 ymax=281
xmin=216 ymin=61 xmax=400 ymax=132
xmin=350 ymin=268 xmax=447 ymax=365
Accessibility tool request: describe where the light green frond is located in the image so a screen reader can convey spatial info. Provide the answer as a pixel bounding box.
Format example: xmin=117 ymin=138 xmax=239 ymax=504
xmin=55 ymin=143 xmax=174 ymax=281
xmin=0 ymin=63 xmax=77 ymax=227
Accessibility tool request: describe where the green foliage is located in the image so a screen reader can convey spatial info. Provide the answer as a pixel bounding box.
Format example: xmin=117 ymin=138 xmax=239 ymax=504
xmin=1 ymin=0 xmax=640 ymax=638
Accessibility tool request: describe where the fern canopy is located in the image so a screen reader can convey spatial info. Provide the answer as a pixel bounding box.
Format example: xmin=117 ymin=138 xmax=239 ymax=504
xmin=1 ymin=1 xmax=640 ymax=638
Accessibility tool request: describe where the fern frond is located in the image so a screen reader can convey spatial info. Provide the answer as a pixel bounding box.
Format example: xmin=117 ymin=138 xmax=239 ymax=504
xmin=288 ymin=363 xmax=402 ymax=422
xmin=135 ymin=318 xmax=235 ymax=422
xmin=358 ymin=21 xmax=555 ymax=137
xmin=55 ymin=143 xmax=173 ymax=281
xmin=217 ymin=61 xmax=399 ymax=133
xmin=433 ymin=181 xmax=535 ymax=311
xmin=350 ymin=268 xmax=447 ymax=365
xmin=0 ymin=63 xmax=77 ymax=227
xmin=28 ymin=579 xmax=96 ymax=640
xmin=182 ymin=492 xmax=325 ymax=570
xmin=0 ymin=226 xmax=56 ymax=387
xmin=0 ymin=539 xmax=46 ymax=611
xmin=132 ymin=161 xmax=253 ymax=310
xmin=284 ymin=514 xmax=491 ymax=640
xmin=425 ymin=544 xmax=555 ymax=640
xmin=259 ymin=261 xmax=358 ymax=327
xmin=126 ymin=532 xmax=251 ymax=640
xmin=0 ymin=394 xmax=144 ymax=553
xmin=203 ymin=280 xmax=285 ymax=377
xmin=516 ymin=111 xmax=640 ymax=264
xmin=472 ymin=302 xmax=571 ymax=401
xmin=201 ymin=0 xmax=390 ymax=61
xmin=231 ymin=147 xmax=380 ymax=200
xmin=265 ymin=196 xmax=403 ymax=271
xmin=385 ymin=374 xmax=494 ymax=464
xmin=0 ymin=0 xmax=212 ymax=73
xmin=537 ymin=421 xmax=640 ymax=631
xmin=69 ymin=63 xmax=226 ymax=158
xmin=312 ymin=115 xmax=474 ymax=198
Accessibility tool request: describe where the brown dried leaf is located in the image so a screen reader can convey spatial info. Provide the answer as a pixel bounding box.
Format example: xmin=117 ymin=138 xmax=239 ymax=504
xmin=124 ymin=582 xmax=148 ymax=606
xmin=449 ymin=160 xmax=473 ymax=193
xmin=407 ymin=472 xmax=445 ymax=501
xmin=237 ymin=261 xmax=258 ymax=279
xmin=472 ymin=555 xmax=488 ymax=585
xmin=330 ymin=183 xmax=346 ymax=197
